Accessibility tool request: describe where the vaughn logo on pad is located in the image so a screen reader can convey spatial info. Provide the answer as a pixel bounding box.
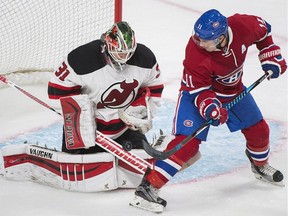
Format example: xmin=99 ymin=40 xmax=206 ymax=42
xmin=29 ymin=148 xmax=53 ymax=159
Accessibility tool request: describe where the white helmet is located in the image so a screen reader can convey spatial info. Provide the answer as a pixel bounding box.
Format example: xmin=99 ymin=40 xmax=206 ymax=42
xmin=101 ymin=21 xmax=137 ymax=71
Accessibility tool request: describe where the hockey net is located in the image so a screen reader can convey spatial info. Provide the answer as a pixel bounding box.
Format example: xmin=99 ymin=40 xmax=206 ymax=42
xmin=0 ymin=0 xmax=122 ymax=88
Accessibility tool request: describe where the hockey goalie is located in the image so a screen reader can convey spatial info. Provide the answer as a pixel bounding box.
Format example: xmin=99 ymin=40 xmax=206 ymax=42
xmin=1 ymin=93 xmax=171 ymax=192
xmin=1 ymin=21 xmax=168 ymax=192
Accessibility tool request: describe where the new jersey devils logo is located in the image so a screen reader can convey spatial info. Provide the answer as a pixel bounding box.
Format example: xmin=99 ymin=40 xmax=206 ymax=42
xmin=97 ymin=79 xmax=139 ymax=109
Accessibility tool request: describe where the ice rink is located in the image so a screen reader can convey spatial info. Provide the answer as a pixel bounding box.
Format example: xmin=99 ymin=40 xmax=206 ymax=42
xmin=0 ymin=0 xmax=287 ymax=215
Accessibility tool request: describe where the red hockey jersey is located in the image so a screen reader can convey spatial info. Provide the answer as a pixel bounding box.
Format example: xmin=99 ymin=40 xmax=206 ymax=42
xmin=181 ymin=14 xmax=271 ymax=102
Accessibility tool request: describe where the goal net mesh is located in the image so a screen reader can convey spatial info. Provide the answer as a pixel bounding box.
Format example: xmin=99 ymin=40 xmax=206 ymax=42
xmin=0 ymin=0 xmax=120 ymax=87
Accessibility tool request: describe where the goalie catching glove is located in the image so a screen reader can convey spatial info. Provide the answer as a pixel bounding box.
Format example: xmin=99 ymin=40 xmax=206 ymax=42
xmin=118 ymin=87 xmax=152 ymax=134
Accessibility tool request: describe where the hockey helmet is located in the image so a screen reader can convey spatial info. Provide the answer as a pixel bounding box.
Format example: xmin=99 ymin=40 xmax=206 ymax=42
xmin=193 ymin=9 xmax=228 ymax=40
xmin=101 ymin=21 xmax=137 ymax=70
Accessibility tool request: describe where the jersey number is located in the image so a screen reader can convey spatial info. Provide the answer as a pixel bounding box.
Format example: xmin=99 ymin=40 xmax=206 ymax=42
xmin=55 ymin=62 xmax=70 ymax=81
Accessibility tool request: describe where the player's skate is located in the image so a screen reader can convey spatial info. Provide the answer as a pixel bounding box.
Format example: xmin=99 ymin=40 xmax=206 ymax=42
xmin=130 ymin=176 xmax=167 ymax=213
xmin=245 ymin=150 xmax=284 ymax=187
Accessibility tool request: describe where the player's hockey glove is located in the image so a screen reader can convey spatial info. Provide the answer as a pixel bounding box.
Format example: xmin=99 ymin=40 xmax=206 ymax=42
xmin=118 ymin=88 xmax=152 ymax=134
xmin=198 ymin=97 xmax=228 ymax=126
xmin=258 ymin=45 xmax=287 ymax=79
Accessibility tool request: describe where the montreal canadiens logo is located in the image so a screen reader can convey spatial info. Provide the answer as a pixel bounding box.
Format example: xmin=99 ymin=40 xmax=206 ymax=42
xmin=213 ymin=21 xmax=220 ymax=28
xmin=215 ymin=66 xmax=243 ymax=86
xmin=184 ymin=120 xmax=193 ymax=127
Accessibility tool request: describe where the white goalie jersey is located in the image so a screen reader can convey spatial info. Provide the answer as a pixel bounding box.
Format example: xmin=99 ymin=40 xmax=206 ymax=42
xmin=48 ymin=40 xmax=164 ymax=140
xmin=0 ymin=40 xmax=166 ymax=193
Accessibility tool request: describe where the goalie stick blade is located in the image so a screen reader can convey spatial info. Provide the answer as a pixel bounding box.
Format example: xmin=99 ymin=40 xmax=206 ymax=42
xmin=129 ymin=195 xmax=164 ymax=213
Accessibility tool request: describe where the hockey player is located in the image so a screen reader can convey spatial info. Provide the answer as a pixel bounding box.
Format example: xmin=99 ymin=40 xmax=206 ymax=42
xmin=130 ymin=9 xmax=287 ymax=212
xmin=48 ymin=21 xmax=164 ymax=154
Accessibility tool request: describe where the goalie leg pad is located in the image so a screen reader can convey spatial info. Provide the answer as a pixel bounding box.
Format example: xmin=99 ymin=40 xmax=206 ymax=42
xmin=117 ymin=149 xmax=154 ymax=188
xmin=60 ymin=94 xmax=96 ymax=150
xmin=1 ymin=144 xmax=118 ymax=192
xmin=1 ymin=144 xmax=31 ymax=180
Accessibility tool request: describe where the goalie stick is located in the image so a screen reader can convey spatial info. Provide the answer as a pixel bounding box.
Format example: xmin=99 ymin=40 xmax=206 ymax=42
xmin=0 ymin=74 xmax=152 ymax=174
xmin=141 ymin=71 xmax=273 ymax=160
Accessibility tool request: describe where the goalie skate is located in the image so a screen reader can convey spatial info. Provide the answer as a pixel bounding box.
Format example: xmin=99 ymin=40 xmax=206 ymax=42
xmin=129 ymin=178 xmax=167 ymax=213
xmin=245 ymin=150 xmax=284 ymax=187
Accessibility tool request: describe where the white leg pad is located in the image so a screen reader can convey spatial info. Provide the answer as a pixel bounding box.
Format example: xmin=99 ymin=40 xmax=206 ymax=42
xmin=1 ymin=144 xmax=118 ymax=192
xmin=117 ymin=149 xmax=152 ymax=188
xmin=1 ymin=144 xmax=31 ymax=180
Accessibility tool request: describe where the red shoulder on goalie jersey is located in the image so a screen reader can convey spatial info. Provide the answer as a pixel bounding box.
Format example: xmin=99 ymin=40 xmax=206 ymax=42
xmin=47 ymin=21 xmax=164 ymax=154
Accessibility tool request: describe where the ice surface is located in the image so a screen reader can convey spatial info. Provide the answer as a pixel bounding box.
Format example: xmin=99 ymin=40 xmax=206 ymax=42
xmin=0 ymin=0 xmax=287 ymax=215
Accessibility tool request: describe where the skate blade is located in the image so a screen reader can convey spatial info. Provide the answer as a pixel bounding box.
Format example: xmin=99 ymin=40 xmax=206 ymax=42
xmin=254 ymin=174 xmax=285 ymax=187
xmin=129 ymin=195 xmax=164 ymax=213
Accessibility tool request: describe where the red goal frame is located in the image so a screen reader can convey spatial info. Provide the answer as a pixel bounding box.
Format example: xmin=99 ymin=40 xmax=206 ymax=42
xmin=115 ymin=0 xmax=123 ymax=22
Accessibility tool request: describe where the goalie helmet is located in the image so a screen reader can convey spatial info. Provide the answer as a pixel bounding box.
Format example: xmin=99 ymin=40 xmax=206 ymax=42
xmin=101 ymin=21 xmax=137 ymax=71
xmin=193 ymin=9 xmax=228 ymax=41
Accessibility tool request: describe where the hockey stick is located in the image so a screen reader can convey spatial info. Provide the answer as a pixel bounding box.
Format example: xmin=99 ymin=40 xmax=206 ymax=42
xmin=0 ymin=75 xmax=62 ymax=115
xmin=141 ymin=71 xmax=272 ymax=160
xmin=0 ymin=74 xmax=152 ymax=174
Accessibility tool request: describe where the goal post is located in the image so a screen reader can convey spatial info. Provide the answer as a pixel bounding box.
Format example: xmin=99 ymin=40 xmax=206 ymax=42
xmin=115 ymin=0 xmax=123 ymax=23
xmin=0 ymin=0 xmax=122 ymax=83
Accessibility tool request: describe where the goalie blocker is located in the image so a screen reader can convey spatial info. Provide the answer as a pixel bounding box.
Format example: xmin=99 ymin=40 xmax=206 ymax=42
xmin=60 ymin=94 xmax=96 ymax=150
